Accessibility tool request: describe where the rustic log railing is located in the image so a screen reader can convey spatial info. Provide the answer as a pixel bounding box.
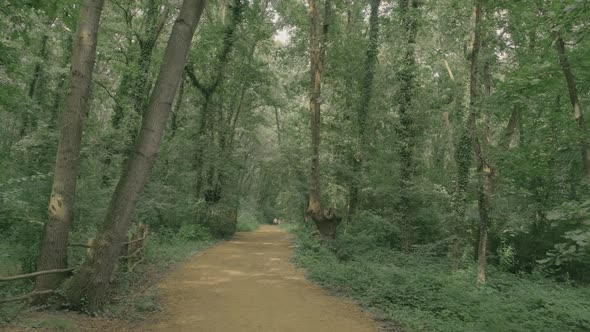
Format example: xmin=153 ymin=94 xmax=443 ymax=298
xmin=0 ymin=269 xmax=74 ymax=304
xmin=0 ymin=223 xmax=149 ymax=303
xmin=0 ymin=290 xmax=56 ymax=304
xmin=123 ymin=223 xmax=148 ymax=272
xmin=0 ymin=268 xmax=74 ymax=282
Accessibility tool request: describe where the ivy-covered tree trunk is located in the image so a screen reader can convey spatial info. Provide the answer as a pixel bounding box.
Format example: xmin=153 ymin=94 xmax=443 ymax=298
xmin=22 ymin=0 xmax=60 ymax=136
xmin=49 ymin=35 xmax=73 ymax=130
xmin=398 ymin=0 xmax=419 ymax=252
xmin=451 ymin=0 xmax=483 ymax=265
xmin=65 ymin=0 xmax=206 ymax=312
xmin=33 ymin=0 xmax=106 ymax=303
xmin=348 ymin=0 xmax=381 ymax=223
xmin=554 ymin=34 xmax=590 ymax=180
xmin=462 ymin=0 xmax=492 ymax=284
xmin=306 ymin=0 xmax=340 ymax=239
xmin=131 ymin=0 xmax=169 ymax=117
xmin=22 ymin=35 xmax=49 ymax=136
xmin=112 ymin=0 xmax=169 ymax=139
xmin=186 ymin=0 xmax=244 ymax=201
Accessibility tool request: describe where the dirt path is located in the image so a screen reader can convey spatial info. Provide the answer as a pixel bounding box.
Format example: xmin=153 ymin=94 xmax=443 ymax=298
xmin=148 ymin=225 xmax=377 ymax=332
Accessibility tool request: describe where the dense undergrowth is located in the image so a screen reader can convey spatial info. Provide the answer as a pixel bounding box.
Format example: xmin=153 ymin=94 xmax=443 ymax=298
xmin=289 ymin=222 xmax=590 ymax=332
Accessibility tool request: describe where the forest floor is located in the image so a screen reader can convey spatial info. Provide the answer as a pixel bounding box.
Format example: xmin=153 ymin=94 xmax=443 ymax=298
xmin=3 ymin=225 xmax=378 ymax=331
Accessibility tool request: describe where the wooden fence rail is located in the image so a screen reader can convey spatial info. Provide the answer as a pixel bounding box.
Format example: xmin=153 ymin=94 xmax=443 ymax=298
xmin=0 ymin=268 xmax=74 ymax=282
xmin=0 ymin=290 xmax=55 ymax=304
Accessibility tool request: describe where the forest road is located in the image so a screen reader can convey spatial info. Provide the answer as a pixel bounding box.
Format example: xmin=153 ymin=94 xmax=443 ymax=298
xmin=146 ymin=225 xmax=377 ymax=332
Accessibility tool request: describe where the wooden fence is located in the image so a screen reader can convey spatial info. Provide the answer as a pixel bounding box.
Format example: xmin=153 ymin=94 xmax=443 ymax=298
xmin=0 ymin=223 xmax=148 ymax=304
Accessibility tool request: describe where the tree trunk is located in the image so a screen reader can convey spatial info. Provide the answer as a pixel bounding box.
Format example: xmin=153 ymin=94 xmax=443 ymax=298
xmin=502 ymin=108 xmax=520 ymax=150
xmin=65 ymin=0 xmax=206 ymax=312
xmin=34 ymin=0 xmax=106 ymax=303
xmin=22 ymin=0 xmax=59 ymax=137
xmin=477 ymin=159 xmax=493 ymax=284
xmin=554 ymin=34 xmax=590 ymax=179
xmin=306 ymin=0 xmax=340 ymax=239
xmin=443 ymin=111 xmax=456 ymax=169
xmin=469 ymin=0 xmax=491 ymax=284
xmin=451 ymin=0 xmax=483 ymax=265
xmin=398 ymin=0 xmax=419 ymax=252
xmin=348 ymin=0 xmax=381 ymax=224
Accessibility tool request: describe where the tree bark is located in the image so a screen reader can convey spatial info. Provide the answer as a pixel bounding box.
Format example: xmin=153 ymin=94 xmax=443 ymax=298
xmin=306 ymin=0 xmax=340 ymax=239
xmin=65 ymin=0 xmax=207 ymax=312
xmin=34 ymin=0 xmax=106 ymax=303
xmin=348 ymin=0 xmax=381 ymax=224
xmin=554 ymin=34 xmax=590 ymax=179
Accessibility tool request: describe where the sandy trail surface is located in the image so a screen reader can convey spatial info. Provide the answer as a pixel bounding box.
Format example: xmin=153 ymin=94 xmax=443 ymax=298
xmin=148 ymin=225 xmax=377 ymax=332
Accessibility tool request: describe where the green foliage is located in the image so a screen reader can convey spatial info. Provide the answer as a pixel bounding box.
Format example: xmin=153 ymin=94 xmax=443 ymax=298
xmin=1 ymin=0 xmax=590 ymax=327
xmin=177 ymin=222 xmax=213 ymax=242
xmin=290 ymin=224 xmax=590 ymax=332
xmin=0 ymin=245 xmax=30 ymax=324
xmin=236 ymin=211 xmax=260 ymax=232
xmin=538 ymin=200 xmax=590 ymax=280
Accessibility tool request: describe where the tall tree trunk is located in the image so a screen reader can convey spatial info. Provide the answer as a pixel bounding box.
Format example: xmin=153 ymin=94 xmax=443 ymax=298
xmin=49 ymin=35 xmax=74 ymax=130
xmin=33 ymin=0 xmax=106 ymax=303
xmin=398 ymin=0 xmax=419 ymax=252
xmin=21 ymin=37 xmax=48 ymax=137
xmin=469 ymin=2 xmax=491 ymax=284
xmin=306 ymin=0 xmax=340 ymax=239
xmin=451 ymin=0 xmax=483 ymax=265
xmin=502 ymin=108 xmax=519 ymax=150
xmin=443 ymin=111 xmax=456 ymax=169
xmin=554 ymin=34 xmax=590 ymax=179
xmin=348 ymin=0 xmax=381 ymax=224
xmin=28 ymin=36 xmax=49 ymax=101
xmin=65 ymin=0 xmax=206 ymax=312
